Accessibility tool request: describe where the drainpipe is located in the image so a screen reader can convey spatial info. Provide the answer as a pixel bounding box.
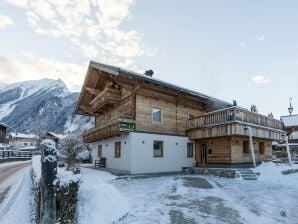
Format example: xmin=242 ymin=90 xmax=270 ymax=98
xmin=283 ymin=134 xmax=292 ymax=165
xmin=245 ymin=127 xmax=256 ymax=168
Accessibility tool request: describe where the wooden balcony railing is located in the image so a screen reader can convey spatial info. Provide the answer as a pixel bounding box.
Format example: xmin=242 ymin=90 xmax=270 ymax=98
xmin=188 ymin=106 xmax=284 ymax=131
xmin=83 ymin=117 xmax=135 ymax=143
xmin=90 ymin=87 xmax=121 ymax=113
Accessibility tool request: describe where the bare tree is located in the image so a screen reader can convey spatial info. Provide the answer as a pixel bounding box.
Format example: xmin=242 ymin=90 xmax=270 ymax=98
xmin=57 ymin=135 xmax=89 ymax=173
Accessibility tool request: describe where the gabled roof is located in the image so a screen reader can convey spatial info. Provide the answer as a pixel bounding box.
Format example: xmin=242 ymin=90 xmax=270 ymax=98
xmin=76 ymin=61 xmax=232 ymax=115
xmin=90 ymin=61 xmax=231 ymax=105
xmin=9 ymin=133 xmax=38 ymax=139
xmin=0 ymin=122 xmax=10 ymax=129
xmin=281 ymin=115 xmax=298 ymax=127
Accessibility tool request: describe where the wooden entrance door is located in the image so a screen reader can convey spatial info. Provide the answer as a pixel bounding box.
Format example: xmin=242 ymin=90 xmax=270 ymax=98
xmin=199 ymin=144 xmax=208 ymax=167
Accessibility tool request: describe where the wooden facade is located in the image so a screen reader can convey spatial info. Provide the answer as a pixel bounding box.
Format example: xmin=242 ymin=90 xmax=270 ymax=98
xmin=76 ymin=61 xmax=285 ymax=167
xmin=0 ymin=123 xmax=9 ymax=143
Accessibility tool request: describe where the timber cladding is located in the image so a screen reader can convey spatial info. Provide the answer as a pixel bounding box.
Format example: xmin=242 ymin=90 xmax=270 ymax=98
xmin=196 ymin=137 xmax=232 ymax=164
xmin=135 ymin=93 xmax=205 ymax=135
xmin=195 ymin=137 xmax=273 ymax=164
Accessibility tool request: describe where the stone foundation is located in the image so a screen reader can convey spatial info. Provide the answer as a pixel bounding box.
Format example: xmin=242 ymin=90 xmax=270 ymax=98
xmin=185 ymin=167 xmax=237 ymax=179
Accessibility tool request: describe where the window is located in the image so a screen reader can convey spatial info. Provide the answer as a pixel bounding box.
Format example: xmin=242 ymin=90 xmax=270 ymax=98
xmin=118 ymin=110 xmax=124 ymax=117
xmin=208 ymin=149 xmax=213 ymax=155
xmin=153 ymin=141 xmax=163 ymax=157
xmin=98 ymin=145 xmax=102 ymax=158
xmin=24 ymin=143 xmax=27 ymax=146
xmin=152 ymin=107 xmax=162 ymax=123
xmin=115 ymin=142 xmax=121 ymax=158
xmin=243 ymin=141 xmax=250 ymax=154
xmin=259 ymin=142 xmax=265 ymax=155
xmin=188 ymin=113 xmax=195 ymax=119
xmin=31 ymin=143 xmax=33 ymax=146
xmin=187 ymin=143 xmax=194 ymax=157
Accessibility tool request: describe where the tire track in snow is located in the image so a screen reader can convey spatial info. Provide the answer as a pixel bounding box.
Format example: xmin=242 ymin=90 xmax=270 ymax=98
xmin=0 ymin=166 xmax=29 ymax=222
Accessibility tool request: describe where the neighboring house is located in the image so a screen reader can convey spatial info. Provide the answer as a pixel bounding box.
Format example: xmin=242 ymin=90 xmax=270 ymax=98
xmin=279 ymin=115 xmax=298 ymax=155
xmin=43 ymin=132 xmax=64 ymax=145
xmin=75 ymin=61 xmax=285 ymax=174
xmin=8 ymin=133 xmax=38 ymax=152
xmin=281 ymin=114 xmax=298 ymax=135
xmin=0 ymin=123 xmax=10 ymax=150
xmin=0 ymin=122 xmax=10 ymax=144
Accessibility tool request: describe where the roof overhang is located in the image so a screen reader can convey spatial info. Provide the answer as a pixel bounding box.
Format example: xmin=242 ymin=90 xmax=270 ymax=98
xmin=75 ymin=61 xmax=232 ymax=117
xmin=0 ymin=122 xmax=11 ymax=129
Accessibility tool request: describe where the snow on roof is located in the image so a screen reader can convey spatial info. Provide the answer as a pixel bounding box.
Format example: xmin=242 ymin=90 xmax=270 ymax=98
xmin=18 ymin=146 xmax=37 ymax=150
xmin=47 ymin=132 xmax=64 ymax=139
xmin=0 ymin=122 xmax=10 ymax=129
xmin=9 ymin=133 xmax=38 ymax=139
xmin=281 ymin=115 xmax=298 ymax=127
xmin=89 ymin=61 xmax=232 ymax=108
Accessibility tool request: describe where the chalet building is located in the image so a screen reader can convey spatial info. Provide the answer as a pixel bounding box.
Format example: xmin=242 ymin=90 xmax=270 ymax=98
xmin=75 ymin=61 xmax=285 ymax=174
xmin=281 ymin=114 xmax=298 ymax=137
xmin=279 ymin=115 xmax=298 ymax=154
xmin=0 ymin=122 xmax=10 ymax=144
xmin=9 ymin=133 xmax=38 ymax=151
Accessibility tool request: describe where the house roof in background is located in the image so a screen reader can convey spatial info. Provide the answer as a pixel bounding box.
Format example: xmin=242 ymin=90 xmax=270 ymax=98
xmin=281 ymin=115 xmax=298 ymax=127
xmin=9 ymin=133 xmax=38 ymax=139
xmin=0 ymin=122 xmax=10 ymax=129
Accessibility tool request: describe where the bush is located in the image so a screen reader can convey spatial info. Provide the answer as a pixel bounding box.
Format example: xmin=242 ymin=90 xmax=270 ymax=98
xmin=56 ymin=181 xmax=80 ymax=224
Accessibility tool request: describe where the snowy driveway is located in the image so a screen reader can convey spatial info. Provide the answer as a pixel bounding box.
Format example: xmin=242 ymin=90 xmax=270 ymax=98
xmin=78 ymin=163 xmax=298 ymax=224
xmin=111 ymin=165 xmax=298 ymax=224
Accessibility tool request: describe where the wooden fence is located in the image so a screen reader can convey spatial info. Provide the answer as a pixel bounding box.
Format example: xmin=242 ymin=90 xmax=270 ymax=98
xmin=0 ymin=150 xmax=32 ymax=158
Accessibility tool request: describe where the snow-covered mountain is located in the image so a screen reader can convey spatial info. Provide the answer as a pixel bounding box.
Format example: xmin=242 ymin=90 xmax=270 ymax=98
xmin=0 ymin=78 xmax=93 ymax=134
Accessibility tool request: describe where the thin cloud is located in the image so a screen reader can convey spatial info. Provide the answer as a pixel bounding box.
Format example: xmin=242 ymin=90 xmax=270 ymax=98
xmin=4 ymin=0 xmax=155 ymax=68
xmin=251 ymin=75 xmax=271 ymax=84
xmin=240 ymin=36 xmax=264 ymax=47
xmin=0 ymin=55 xmax=86 ymax=91
xmin=0 ymin=14 xmax=13 ymax=28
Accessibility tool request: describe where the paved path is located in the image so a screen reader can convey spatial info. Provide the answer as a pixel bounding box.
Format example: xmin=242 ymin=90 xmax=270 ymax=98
xmin=0 ymin=162 xmax=30 ymax=204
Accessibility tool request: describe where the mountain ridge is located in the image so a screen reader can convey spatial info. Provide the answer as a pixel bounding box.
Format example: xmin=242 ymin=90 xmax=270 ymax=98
xmin=0 ymin=78 xmax=93 ymax=134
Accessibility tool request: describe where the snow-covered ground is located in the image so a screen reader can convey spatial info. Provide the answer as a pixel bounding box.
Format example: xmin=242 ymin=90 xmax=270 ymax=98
xmin=0 ymin=162 xmax=32 ymax=224
xmin=77 ymin=168 xmax=130 ymax=224
xmin=80 ymin=162 xmax=298 ymax=224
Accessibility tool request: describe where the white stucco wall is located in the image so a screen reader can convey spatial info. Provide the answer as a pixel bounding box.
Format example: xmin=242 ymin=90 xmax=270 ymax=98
xmin=91 ymin=135 xmax=131 ymax=172
xmin=91 ymin=132 xmax=195 ymax=174
xmin=130 ymin=132 xmax=195 ymax=174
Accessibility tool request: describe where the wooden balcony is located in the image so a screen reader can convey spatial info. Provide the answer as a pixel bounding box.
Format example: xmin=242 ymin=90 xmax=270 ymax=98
xmin=187 ymin=107 xmax=285 ymax=141
xmin=90 ymin=87 xmax=121 ymax=113
xmin=83 ymin=117 xmax=135 ymax=143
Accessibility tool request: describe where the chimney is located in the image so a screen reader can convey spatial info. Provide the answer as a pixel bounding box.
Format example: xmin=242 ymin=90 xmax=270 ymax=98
xmin=144 ymin=70 xmax=154 ymax=77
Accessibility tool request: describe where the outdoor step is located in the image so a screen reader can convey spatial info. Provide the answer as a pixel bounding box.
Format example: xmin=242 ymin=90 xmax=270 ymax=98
xmin=237 ymin=168 xmax=258 ymax=180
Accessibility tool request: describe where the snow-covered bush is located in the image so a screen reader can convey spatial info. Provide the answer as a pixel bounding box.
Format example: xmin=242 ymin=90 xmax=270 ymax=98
xmin=57 ymin=135 xmax=89 ymax=173
xmin=55 ymin=169 xmax=81 ymax=224
xmin=31 ymin=154 xmax=81 ymax=224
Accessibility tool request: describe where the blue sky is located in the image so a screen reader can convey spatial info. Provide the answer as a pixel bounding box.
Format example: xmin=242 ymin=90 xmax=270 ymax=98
xmin=0 ymin=0 xmax=297 ymax=117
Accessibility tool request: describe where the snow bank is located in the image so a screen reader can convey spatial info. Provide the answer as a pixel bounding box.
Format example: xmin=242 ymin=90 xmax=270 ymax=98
xmin=32 ymin=155 xmax=41 ymax=184
xmin=254 ymin=162 xmax=298 ymax=185
xmin=77 ymin=169 xmax=130 ymax=224
xmin=55 ymin=168 xmax=81 ymax=186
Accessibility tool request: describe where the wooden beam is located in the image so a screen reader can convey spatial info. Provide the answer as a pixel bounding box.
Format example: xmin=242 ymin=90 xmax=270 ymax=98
xmin=79 ymin=105 xmax=94 ymax=114
xmin=85 ymin=87 xmax=100 ymax=96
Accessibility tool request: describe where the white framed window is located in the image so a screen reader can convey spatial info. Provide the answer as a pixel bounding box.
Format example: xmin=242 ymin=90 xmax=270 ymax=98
xmin=98 ymin=145 xmax=102 ymax=158
xmin=152 ymin=107 xmax=162 ymax=124
xmin=115 ymin=142 xmax=121 ymax=158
